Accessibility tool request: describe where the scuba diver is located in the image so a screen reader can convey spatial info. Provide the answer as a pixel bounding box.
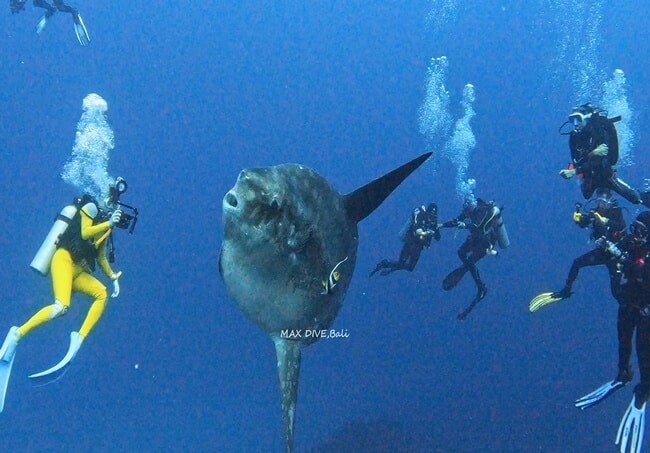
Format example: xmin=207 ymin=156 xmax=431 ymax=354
xmin=571 ymin=211 xmax=650 ymax=453
xmin=370 ymin=203 xmax=440 ymax=277
xmin=441 ymin=197 xmax=509 ymax=320
xmin=559 ymin=103 xmax=650 ymax=207
xmin=0 ymin=177 xmax=137 ymax=412
xmin=530 ymin=189 xmax=628 ymax=312
xmin=9 ymin=0 xmax=90 ymax=46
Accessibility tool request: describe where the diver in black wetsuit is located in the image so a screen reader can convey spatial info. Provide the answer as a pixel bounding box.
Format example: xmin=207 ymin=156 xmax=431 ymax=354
xmin=572 ymin=211 xmax=650 ymax=453
xmin=10 ymin=0 xmax=90 ymax=46
xmin=441 ymin=197 xmax=509 ymax=320
xmin=559 ymin=103 xmax=650 ymax=207
xmin=530 ymin=189 xmax=628 ymax=311
xmin=370 ymin=203 xmax=440 ymax=277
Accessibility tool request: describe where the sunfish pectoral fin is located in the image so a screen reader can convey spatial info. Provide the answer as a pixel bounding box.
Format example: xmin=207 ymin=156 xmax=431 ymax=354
xmin=273 ymin=337 xmax=302 ymax=453
xmin=29 ymin=331 xmax=84 ymax=386
xmin=344 ymin=152 xmax=432 ymax=224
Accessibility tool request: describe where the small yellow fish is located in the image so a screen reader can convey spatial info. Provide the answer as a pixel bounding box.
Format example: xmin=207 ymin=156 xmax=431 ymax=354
xmin=321 ymin=256 xmax=349 ymax=295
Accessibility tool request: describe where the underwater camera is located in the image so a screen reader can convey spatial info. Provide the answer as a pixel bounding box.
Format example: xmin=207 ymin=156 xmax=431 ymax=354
xmin=108 ymin=177 xmax=139 ymax=234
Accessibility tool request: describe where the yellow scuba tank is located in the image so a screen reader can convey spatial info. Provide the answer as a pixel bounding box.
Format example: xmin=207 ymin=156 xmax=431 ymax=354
xmin=30 ymin=204 xmax=79 ymax=275
xmin=493 ymin=206 xmax=510 ymax=249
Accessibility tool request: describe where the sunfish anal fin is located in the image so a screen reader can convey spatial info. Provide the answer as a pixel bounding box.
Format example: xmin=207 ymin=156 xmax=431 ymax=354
xmin=273 ymin=337 xmax=302 ymax=453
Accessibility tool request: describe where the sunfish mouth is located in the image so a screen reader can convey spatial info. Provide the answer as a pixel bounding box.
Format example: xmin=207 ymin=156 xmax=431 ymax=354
xmin=223 ymin=190 xmax=239 ymax=212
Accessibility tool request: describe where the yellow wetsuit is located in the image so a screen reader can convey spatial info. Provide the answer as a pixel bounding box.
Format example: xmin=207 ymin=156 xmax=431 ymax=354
xmin=18 ymin=202 xmax=118 ymax=339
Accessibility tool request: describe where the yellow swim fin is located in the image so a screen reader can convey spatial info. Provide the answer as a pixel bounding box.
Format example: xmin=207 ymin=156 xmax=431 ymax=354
xmin=529 ymin=292 xmax=565 ymax=313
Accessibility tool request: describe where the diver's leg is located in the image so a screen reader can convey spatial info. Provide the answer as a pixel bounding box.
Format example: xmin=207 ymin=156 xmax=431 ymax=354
xmin=610 ymin=175 xmax=642 ymax=205
xmin=618 ymin=303 xmax=637 ymax=382
xmin=573 ymin=302 xmax=636 ymax=410
xmin=457 ymin=263 xmax=487 ymax=320
xmin=34 ymin=0 xmax=56 ymax=13
xmin=457 ymin=247 xmax=488 ymax=320
xmin=401 ymin=243 xmax=423 ymax=272
xmin=33 ymin=0 xmax=57 ymax=35
xmin=634 ymin=314 xmax=650 ymax=405
xmin=52 ymin=0 xmax=89 ymax=46
xmin=72 ymin=272 xmax=108 ymax=338
xmin=556 ymin=249 xmax=607 ymax=298
xmin=443 ymin=239 xmax=474 ymax=291
xmin=52 ymin=0 xmax=75 ymax=13
xmin=18 ymin=249 xmax=73 ymax=338
xmin=581 ymin=179 xmax=595 ymax=200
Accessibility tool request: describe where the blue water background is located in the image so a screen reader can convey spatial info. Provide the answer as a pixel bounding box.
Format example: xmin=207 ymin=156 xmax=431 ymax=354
xmin=1 ymin=1 xmax=650 ymax=451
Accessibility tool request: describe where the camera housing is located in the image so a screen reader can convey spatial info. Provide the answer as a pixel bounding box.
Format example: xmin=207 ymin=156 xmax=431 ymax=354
xmin=108 ymin=177 xmax=138 ymax=234
xmin=115 ymin=205 xmax=138 ymax=234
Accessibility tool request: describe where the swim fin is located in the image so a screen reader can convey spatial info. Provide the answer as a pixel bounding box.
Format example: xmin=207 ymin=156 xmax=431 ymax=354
xmin=443 ymin=265 xmax=468 ymax=291
xmin=73 ymin=12 xmax=90 ymax=47
xmin=369 ymin=259 xmax=389 ymax=278
xmin=616 ymin=396 xmax=646 ymax=453
xmin=457 ymin=284 xmax=487 ymax=320
xmin=529 ymin=291 xmax=568 ymax=313
xmin=575 ymin=379 xmax=628 ymax=410
xmin=0 ymin=326 xmax=20 ymax=412
xmin=29 ymin=331 xmax=84 ymax=386
xmin=35 ymin=14 xmax=49 ymax=36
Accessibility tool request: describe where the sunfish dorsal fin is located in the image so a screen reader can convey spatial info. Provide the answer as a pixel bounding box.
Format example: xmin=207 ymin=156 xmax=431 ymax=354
xmin=344 ymin=152 xmax=432 ymax=224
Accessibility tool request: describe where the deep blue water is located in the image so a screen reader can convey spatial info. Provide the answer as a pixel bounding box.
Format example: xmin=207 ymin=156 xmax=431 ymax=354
xmin=1 ymin=1 xmax=650 ymax=451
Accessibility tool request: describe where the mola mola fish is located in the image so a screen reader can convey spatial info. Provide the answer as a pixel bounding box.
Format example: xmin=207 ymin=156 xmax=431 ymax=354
xmin=219 ymin=152 xmax=431 ymax=452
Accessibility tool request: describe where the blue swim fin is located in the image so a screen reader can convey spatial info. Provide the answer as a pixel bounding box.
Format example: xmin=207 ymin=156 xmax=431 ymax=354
xmin=29 ymin=331 xmax=84 ymax=386
xmin=73 ymin=13 xmax=90 ymax=47
xmin=0 ymin=327 xmax=20 ymax=412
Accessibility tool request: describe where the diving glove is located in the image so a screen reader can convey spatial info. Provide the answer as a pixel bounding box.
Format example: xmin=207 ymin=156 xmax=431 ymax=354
xmin=594 ymin=212 xmax=609 ymax=224
xmin=592 ymin=143 xmax=609 ymax=157
xmin=560 ymin=168 xmax=576 ymax=179
xmin=111 ymin=271 xmax=122 ymax=298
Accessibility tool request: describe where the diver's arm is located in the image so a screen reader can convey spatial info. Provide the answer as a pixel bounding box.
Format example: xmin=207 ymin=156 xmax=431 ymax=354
xmin=80 ymin=204 xmax=111 ymax=239
xmin=442 ymin=212 xmax=465 ymax=228
xmin=96 ymin=241 xmax=122 ymax=297
xmin=95 ymin=241 xmax=115 ymax=278
xmin=590 ymin=143 xmax=608 ymax=157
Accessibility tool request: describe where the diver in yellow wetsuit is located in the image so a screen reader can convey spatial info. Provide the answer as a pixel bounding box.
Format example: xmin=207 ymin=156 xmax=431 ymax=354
xmin=20 ymin=196 xmax=122 ymax=340
xmin=0 ymin=193 xmax=123 ymax=411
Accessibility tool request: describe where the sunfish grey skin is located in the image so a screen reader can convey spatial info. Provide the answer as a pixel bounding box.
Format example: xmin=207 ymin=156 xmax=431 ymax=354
xmin=219 ymin=152 xmax=431 ymax=452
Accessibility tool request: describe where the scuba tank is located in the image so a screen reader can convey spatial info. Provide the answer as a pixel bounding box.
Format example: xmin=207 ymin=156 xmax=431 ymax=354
xmin=492 ymin=206 xmax=510 ymax=249
xmin=398 ymin=218 xmax=412 ymax=242
xmin=29 ymin=204 xmax=79 ymax=276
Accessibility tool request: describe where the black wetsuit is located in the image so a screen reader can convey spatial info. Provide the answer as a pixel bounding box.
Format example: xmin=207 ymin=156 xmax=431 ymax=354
xmin=569 ymin=114 xmax=644 ymax=205
xmin=370 ymin=204 xmax=440 ymax=277
xmin=554 ymin=201 xmax=627 ymax=299
xmin=614 ymin=238 xmax=650 ymax=403
xmin=442 ymin=199 xmax=499 ymax=319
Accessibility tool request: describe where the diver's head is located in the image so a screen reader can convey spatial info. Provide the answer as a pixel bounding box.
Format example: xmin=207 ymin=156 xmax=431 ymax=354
xmin=462 ymin=197 xmax=477 ymax=213
xmin=595 ymin=189 xmax=617 ymax=210
xmin=568 ymin=103 xmax=594 ymax=131
xmin=104 ymin=176 xmax=128 ymax=209
xmin=630 ymin=211 xmax=650 ymax=244
xmin=427 ymin=203 xmax=437 ymax=214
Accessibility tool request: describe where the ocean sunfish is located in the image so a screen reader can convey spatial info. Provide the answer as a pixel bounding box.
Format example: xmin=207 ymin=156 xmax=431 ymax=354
xmin=219 ymin=152 xmax=431 ymax=452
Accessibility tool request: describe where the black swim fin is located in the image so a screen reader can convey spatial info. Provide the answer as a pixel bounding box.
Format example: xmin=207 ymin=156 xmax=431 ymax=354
xmin=443 ymin=265 xmax=468 ymax=291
